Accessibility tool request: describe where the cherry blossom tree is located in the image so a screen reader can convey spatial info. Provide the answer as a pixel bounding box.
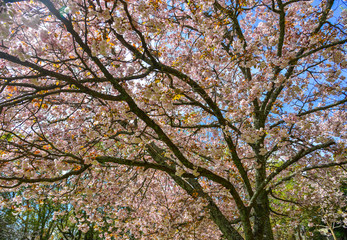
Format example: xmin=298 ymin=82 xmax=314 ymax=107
xmin=0 ymin=0 xmax=346 ymax=239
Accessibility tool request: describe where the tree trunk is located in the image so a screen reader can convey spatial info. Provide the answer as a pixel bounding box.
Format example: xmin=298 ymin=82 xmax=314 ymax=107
xmin=253 ymin=163 xmax=274 ymax=240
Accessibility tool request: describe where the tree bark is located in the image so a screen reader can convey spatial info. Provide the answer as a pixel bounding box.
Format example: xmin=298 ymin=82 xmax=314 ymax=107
xmin=253 ymin=162 xmax=274 ymax=240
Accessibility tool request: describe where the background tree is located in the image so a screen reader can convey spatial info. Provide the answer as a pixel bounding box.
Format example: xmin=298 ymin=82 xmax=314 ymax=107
xmin=0 ymin=192 xmax=23 ymax=240
xmin=0 ymin=0 xmax=346 ymax=239
xmin=0 ymin=188 xmax=111 ymax=240
xmin=269 ymin=169 xmax=347 ymax=239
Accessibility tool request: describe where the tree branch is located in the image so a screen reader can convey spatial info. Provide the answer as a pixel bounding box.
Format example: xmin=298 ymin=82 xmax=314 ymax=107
xmin=249 ymin=140 xmax=335 ymax=208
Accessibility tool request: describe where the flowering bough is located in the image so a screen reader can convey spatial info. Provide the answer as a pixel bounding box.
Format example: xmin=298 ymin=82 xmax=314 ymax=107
xmin=0 ymin=0 xmax=346 ymax=239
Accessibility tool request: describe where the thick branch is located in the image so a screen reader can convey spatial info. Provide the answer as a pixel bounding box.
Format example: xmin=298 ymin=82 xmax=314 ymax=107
xmin=271 ymin=160 xmax=347 ymax=189
xmin=0 ymin=164 xmax=90 ymax=187
xmin=171 ymin=174 xmax=245 ymax=240
xmin=0 ymin=51 xmax=124 ymax=102
xmin=270 ymin=97 xmax=347 ymax=129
